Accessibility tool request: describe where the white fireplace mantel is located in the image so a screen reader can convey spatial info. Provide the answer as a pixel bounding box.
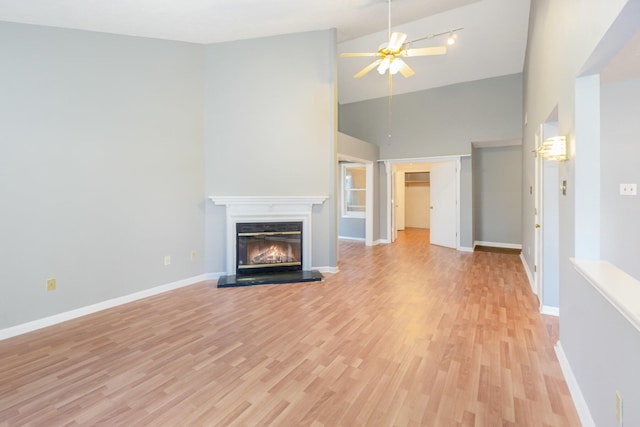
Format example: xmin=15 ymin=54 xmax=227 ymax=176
xmin=209 ymin=196 xmax=328 ymax=274
xmin=209 ymin=196 xmax=328 ymax=208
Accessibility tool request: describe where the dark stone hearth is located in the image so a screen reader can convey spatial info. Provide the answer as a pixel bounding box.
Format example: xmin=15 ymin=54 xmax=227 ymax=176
xmin=216 ymin=270 xmax=323 ymax=288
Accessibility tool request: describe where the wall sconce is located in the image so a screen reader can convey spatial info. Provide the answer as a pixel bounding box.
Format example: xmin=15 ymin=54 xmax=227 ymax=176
xmin=537 ymin=135 xmax=568 ymax=161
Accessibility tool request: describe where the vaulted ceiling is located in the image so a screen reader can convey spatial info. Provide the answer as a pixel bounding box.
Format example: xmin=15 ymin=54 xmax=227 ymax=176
xmin=0 ymin=0 xmax=532 ymax=103
xmin=337 ymin=0 xmax=530 ymax=103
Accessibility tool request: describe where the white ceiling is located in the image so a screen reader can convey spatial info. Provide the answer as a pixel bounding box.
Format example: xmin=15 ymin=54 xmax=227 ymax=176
xmin=0 ymin=0 xmax=485 ymax=44
xmin=0 ymin=0 xmax=532 ymax=104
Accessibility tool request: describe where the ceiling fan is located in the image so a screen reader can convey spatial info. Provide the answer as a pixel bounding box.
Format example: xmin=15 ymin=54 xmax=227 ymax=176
xmin=341 ymin=0 xmax=462 ymax=78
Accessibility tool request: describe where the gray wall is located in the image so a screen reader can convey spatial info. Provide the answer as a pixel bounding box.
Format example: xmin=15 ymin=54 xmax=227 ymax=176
xmin=563 ymin=267 xmax=640 ymax=426
xmin=339 ymin=73 xmax=523 ymax=158
xmin=378 ymin=164 xmax=390 ymax=242
xmin=204 ymin=30 xmax=338 ymax=272
xmin=601 ymin=77 xmax=640 ymax=280
xmin=472 ymin=145 xmax=522 ymax=245
xmin=523 ymin=0 xmax=640 ymax=425
xmin=0 ymin=22 xmax=205 ymax=329
xmin=338 ymin=216 xmax=365 ymax=240
xmin=459 ymin=156 xmax=473 ymax=249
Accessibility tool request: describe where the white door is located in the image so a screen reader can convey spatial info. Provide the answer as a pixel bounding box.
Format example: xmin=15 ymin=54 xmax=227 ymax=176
xmin=429 ymin=161 xmax=457 ymax=248
xmin=534 ymin=126 xmax=543 ymax=303
xmin=395 ymin=171 xmax=406 ymax=232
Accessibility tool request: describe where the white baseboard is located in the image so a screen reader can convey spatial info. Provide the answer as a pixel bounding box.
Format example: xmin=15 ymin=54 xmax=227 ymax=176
xmin=458 ymin=246 xmax=474 ymax=253
xmin=520 ymin=253 xmax=536 ymax=294
xmin=374 ymin=239 xmax=389 ymax=245
xmin=474 ymin=240 xmax=522 ymax=249
xmin=0 ymin=273 xmax=216 ymax=341
xmin=519 ymin=255 xmax=559 ymax=317
xmin=338 ymin=236 xmax=365 ymax=242
xmin=554 ymin=342 xmax=596 ymax=427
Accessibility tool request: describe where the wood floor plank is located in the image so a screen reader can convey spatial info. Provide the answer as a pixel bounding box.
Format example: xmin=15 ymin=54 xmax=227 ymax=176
xmin=0 ymin=228 xmax=581 ymax=426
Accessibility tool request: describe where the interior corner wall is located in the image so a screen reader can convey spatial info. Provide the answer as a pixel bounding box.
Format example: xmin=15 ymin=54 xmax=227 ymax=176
xmin=0 ymin=22 xmax=206 ymax=329
xmin=472 ymin=145 xmax=522 ymax=245
xmin=204 ymin=30 xmax=338 ymax=272
xmin=338 ymin=73 xmax=523 ymax=159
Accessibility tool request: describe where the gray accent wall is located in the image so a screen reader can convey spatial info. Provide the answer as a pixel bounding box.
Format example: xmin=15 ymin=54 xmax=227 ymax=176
xmin=204 ymin=30 xmax=338 ymax=272
xmin=472 ymin=145 xmax=522 ymax=245
xmin=339 ymin=73 xmax=523 ymax=158
xmin=0 ymin=22 xmax=205 ymax=329
xmin=601 ymin=77 xmax=640 ymax=281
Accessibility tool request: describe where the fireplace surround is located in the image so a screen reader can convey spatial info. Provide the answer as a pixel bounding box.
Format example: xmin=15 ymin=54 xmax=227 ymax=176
xmin=209 ymin=196 xmax=328 ymax=287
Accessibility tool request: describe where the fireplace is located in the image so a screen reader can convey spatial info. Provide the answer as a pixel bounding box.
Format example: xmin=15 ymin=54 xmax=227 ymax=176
xmin=208 ymin=196 xmax=328 ymax=287
xmin=236 ymin=222 xmax=302 ymax=275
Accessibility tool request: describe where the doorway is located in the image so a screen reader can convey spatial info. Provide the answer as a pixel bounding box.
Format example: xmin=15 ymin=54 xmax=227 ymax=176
xmin=386 ymin=158 xmax=460 ymax=249
xmin=393 ymin=165 xmax=430 ymax=238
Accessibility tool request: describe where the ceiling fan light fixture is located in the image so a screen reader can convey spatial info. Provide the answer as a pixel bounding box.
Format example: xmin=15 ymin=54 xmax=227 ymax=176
xmin=340 ymin=0 xmax=461 ymax=79
xmin=377 ymin=56 xmax=392 ymax=74
xmin=389 ymin=57 xmax=403 ymax=75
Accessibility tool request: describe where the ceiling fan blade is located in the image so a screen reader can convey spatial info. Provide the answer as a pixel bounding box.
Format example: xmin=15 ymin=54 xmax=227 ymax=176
xmin=395 ymin=59 xmax=415 ymax=78
xmin=387 ymin=32 xmax=408 ymax=51
xmin=354 ymin=59 xmax=383 ymax=78
xmin=403 ymin=46 xmax=447 ymax=57
xmin=341 ymin=52 xmax=382 ymax=57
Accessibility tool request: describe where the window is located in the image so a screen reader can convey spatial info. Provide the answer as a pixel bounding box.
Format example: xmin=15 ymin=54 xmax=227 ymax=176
xmin=341 ymin=163 xmax=366 ymax=218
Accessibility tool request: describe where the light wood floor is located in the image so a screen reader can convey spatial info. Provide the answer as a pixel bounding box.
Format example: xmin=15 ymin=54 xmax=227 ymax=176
xmin=0 ymin=228 xmax=580 ymax=426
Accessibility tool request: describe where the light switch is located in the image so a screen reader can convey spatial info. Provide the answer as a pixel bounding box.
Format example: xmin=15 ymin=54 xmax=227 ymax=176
xmin=620 ymin=183 xmax=637 ymax=196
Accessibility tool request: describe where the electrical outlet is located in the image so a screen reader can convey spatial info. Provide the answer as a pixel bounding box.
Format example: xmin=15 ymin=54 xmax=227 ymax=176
xmin=46 ymin=278 xmax=57 ymax=291
xmin=164 ymin=255 xmax=171 ymax=266
xmin=190 ymin=250 xmax=197 ymax=261
xmin=616 ymin=391 xmax=623 ymax=426
xmin=620 ymin=183 xmax=637 ymax=196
